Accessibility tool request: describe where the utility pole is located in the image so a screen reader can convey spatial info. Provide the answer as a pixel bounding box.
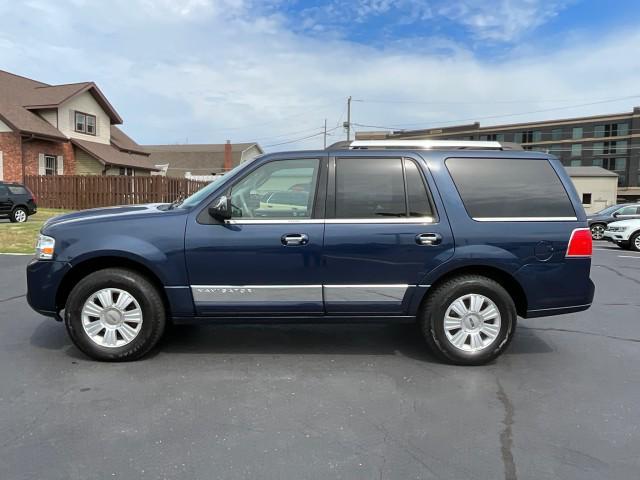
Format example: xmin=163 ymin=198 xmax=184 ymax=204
xmin=343 ymin=96 xmax=352 ymax=141
xmin=323 ymin=118 xmax=327 ymax=149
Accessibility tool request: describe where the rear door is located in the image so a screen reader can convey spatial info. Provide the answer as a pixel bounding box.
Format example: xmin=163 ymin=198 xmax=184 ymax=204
xmin=0 ymin=185 xmax=11 ymax=214
xmin=322 ymin=154 xmax=454 ymax=315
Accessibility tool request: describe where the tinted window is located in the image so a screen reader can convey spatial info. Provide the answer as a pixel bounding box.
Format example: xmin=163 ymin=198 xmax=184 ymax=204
xmin=335 ymin=158 xmax=405 ymax=218
xmin=617 ymin=206 xmax=639 ymax=215
xmin=0 ymin=185 xmax=8 ymax=196
xmin=230 ymin=158 xmax=319 ymax=219
xmin=404 ymin=160 xmax=433 ymax=217
xmin=7 ymin=186 xmax=27 ymax=195
xmin=446 ymin=158 xmax=576 ymax=218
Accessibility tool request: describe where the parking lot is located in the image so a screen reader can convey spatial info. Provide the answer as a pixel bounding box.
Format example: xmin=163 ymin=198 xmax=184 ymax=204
xmin=0 ymin=246 xmax=639 ymax=480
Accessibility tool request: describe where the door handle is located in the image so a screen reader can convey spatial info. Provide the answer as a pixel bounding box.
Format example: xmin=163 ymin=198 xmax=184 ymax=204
xmin=416 ymin=233 xmax=442 ymax=246
xmin=281 ymin=233 xmax=309 ymax=246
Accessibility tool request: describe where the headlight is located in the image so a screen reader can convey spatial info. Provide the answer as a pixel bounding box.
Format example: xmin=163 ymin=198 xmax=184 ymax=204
xmin=608 ymin=226 xmax=628 ymax=232
xmin=35 ymin=234 xmax=55 ymax=260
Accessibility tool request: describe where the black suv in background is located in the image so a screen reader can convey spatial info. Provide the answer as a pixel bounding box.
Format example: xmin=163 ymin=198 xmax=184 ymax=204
xmin=0 ymin=182 xmax=37 ymax=223
xmin=587 ymin=203 xmax=640 ymax=239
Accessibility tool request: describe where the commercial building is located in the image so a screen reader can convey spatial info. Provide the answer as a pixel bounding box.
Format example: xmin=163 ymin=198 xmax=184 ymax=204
xmin=356 ymin=106 xmax=640 ymax=202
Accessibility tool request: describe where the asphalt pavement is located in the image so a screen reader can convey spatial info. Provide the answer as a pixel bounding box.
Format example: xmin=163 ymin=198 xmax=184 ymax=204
xmin=0 ymin=246 xmax=638 ymax=480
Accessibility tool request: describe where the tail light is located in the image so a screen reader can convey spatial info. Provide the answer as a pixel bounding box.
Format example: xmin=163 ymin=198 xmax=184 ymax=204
xmin=566 ymin=228 xmax=592 ymax=257
xmin=26 ymin=187 xmax=36 ymax=203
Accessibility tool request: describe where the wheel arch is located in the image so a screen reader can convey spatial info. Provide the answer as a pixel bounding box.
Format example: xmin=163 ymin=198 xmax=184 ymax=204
xmin=416 ymin=265 xmax=528 ymax=318
xmin=55 ymin=256 xmax=171 ymax=316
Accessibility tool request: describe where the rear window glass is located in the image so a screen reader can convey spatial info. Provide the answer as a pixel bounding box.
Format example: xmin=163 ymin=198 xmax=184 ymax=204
xmin=7 ymin=186 xmax=28 ymax=195
xmin=446 ymin=158 xmax=576 ymax=219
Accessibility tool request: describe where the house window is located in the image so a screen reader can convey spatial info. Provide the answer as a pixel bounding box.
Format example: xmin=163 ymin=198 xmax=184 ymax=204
xmin=593 ymin=157 xmax=627 ymax=187
xmin=551 ymin=128 xmax=563 ymax=141
xmin=572 ymin=127 xmax=583 ymax=139
xmin=119 ymin=167 xmax=134 ymax=176
xmin=44 ymin=155 xmax=57 ymax=176
xmin=594 ymin=123 xmax=628 ymax=138
xmin=75 ymin=111 xmax=97 ymax=135
xmin=582 ymin=193 xmax=592 ymax=205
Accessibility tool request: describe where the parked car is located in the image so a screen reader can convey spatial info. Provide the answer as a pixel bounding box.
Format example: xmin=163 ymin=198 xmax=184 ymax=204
xmin=0 ymin=181 xmax=37 ymax=223
xmin=603 ymin=219 xmax=640 ymax=251
xmin=26 ymin=140 xmax=594 ymax=365
xmin=587 ymin=203 xmax=640 ymax=240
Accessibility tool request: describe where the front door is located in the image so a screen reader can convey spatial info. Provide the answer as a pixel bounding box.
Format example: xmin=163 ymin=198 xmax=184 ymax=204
xmin=185 ymin=155 xmax=327 ymax=316
xmin=322 ymin=154 xmax=454 ymax=315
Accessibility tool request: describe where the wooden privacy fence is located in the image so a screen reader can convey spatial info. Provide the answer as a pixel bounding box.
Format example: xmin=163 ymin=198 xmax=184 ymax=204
xmin=25 ymin=175 xmax=210 ymax=210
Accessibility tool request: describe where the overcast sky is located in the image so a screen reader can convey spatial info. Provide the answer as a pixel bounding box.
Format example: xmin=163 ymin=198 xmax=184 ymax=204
xmin=1 ymin=0 xmax=640 ymax=151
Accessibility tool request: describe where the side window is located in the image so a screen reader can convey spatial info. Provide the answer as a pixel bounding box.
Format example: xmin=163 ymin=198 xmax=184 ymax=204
xmin=334 ymin=157 xmax=434 ymax=219
xmin=446 ymin=157 xmax=576 ymax=219
xmin=404 ymin=160 xmax=433 ymax=217
xmin=335 ymin=158 xmax=405 ymax=218
xmin=617 ymin=206 xmax=637 ymax=215
xmin=0 ymin=185 xmax=8 ymax=196
xmin=230 ymin=158 xmax=319 ymax=219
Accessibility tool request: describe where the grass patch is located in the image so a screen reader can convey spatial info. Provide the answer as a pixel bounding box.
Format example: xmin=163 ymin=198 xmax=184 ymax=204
xmin=0 ymin=208 xmax=74 ymax=254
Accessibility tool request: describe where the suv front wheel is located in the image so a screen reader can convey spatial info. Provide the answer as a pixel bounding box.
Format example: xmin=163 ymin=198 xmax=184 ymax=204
xmin=65 ymin=268 xmax=166 ymax=361
xmin=420 ymin=275 xmax=516 ymax=365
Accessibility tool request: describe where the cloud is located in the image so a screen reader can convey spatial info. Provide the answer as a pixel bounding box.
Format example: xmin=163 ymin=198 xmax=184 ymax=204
xmin=0 ymin=0 xmax=638 ymax=151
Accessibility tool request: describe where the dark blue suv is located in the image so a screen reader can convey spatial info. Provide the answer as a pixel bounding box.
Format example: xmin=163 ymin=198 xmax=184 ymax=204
xmin=26 ymin=140 xmax=595 ymax=364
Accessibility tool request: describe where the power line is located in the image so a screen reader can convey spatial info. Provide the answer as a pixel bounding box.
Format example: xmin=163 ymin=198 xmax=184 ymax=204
xmin=358 ymin=93 xmax=640 ymax=105
xmin=263 ymin=126 xmax=341 ymax=148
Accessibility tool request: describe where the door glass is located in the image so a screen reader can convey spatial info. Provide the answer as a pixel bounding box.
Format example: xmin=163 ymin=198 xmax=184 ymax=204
xmin=335 ymin=158 xmax=406 ymax=218
xmin=230 ymin=158 xmax=319 ymax=219
xmin=617 ymin=206 xmax=636 ymax=215
xmin=404 ymin=160 xmax=433 ymax=217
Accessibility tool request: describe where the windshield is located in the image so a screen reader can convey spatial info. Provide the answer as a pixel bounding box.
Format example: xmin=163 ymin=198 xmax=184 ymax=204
xmin=594 ymin=205 xmax=621 ymax=215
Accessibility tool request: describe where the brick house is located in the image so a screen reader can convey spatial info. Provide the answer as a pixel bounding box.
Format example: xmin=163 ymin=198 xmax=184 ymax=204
xmin=0 ymin=70 xmax=156 ymax=183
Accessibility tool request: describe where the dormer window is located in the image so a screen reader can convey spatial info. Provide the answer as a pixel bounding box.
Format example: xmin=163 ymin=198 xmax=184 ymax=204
xmin=75 ymin=111 xmax=96 ymax=135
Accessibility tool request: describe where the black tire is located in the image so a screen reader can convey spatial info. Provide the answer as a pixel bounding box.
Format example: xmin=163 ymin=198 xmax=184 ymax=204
xmin=630 ymin=232 xmax=640 ymax=252
xmin=65 ymin=268 xmax=166 ymax=361
xmin=590 ymin=223 xmax=606 ymax=240
xmin=10 ymin=206 xmax=28 ymax=223
xmin=419 ymin=275 xmax=517 ymax=366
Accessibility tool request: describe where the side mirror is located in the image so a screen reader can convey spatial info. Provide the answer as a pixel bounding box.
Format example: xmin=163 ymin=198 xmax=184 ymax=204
xmin=208 ymin=195 xmax=231 ymax=221
xmin=612 ymin=212 xmax=619 ymax=218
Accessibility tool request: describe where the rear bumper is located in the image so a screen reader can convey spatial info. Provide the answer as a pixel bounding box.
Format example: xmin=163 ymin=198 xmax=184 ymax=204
xmin=26 ymin=259 xmax=71 ymax=319
xmin=516 ymin=260 xmax=595 ymax=318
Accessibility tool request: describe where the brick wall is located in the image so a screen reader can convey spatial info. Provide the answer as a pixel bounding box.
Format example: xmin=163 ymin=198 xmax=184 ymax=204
xmin=22 ymin=139 xmax=75 ymax=177
xmin=0 ymin=132 xmax=23 ymax=182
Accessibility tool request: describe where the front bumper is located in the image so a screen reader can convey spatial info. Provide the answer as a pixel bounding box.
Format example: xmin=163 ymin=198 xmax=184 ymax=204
xmin=26 ymin=259 xmax=71 ymax=319
xmin=603 ymin=231 xmax=629 ymax=245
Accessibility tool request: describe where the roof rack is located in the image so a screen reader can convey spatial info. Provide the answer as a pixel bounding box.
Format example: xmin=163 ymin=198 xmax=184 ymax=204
xmin=347 ymin=140 xmax=522 ymax=151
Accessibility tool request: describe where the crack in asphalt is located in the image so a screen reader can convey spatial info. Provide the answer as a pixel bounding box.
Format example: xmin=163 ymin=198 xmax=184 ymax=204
xmin=594 ymin=265 xmax=640 ymax=286
xmin=496 ymin=380 xmax=518 ymax=480
xmin=0 ymin=293 xmax=26 ymax=303
xmin=521 ymin=326 xmax=640 ymax=343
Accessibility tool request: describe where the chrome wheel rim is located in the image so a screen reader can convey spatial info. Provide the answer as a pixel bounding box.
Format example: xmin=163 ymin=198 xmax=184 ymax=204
xmin=591 ymin=224 xmax=605 ymax=240
xmin=443 ymin=294 xmax=502 ymax=353
xmin=81 ymin=288 xmax=143 ymax=348
xmin=14 ymin=210 xmax=27 ymax=222
xmin=635 ymin=236 xmax=640 ymax=250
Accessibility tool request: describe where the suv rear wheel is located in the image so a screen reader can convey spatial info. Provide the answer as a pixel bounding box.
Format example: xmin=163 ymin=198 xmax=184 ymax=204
xmin=419 ymin=275 xmax=516 ymax=365
xmin=65 ymin=268 xmax=166 ymax=361
xmin=590 ymin=223 xmax=606 ymax=240
xmin=10 ymin=207 xmax=28 ymax=223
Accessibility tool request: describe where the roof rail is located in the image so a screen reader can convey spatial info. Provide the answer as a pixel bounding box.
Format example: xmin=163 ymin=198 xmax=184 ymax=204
xmin=347 ymin=140 xmax=522 ymax=151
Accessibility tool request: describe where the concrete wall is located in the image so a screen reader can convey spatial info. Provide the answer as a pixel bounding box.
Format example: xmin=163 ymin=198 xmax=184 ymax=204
xmin=570 ymin=176 xmax=618 ymax=213
xmin=58 ymin=91 xmax=111 ymax=145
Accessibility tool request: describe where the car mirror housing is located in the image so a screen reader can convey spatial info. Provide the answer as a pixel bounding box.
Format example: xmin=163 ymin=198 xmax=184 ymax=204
xmin=208 ymin=195 xmax=232 ymax=221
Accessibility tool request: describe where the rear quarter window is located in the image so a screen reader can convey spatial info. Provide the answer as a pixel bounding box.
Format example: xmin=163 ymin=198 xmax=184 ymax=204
xmin=445 ymin=157 xmax=576 ymax=219
xmin=7 ymin=186 xmax=28 ymax=195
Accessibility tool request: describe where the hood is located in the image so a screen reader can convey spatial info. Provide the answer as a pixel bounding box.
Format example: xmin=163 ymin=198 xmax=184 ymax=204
xmin=607 ymin=219 xmax=640 ymax=228
xmin=42 ymin=203 xmax=172 ymax=231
